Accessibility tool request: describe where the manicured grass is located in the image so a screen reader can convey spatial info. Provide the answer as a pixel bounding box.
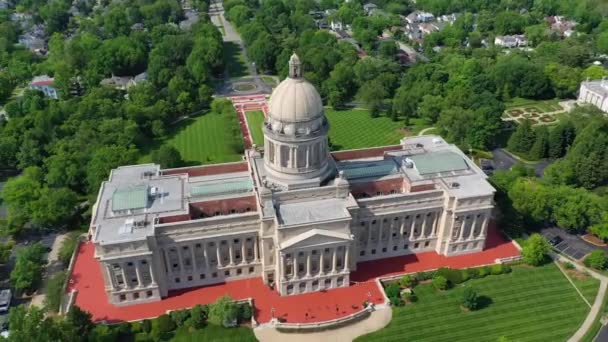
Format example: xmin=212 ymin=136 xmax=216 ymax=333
xmin=325 ymin=109 xmax=425 ymax=151
xmin=224 ymin=41 xmax=248 ymax=78
xmin=172 ymin=324 xmax=257 ymax=342
xmin=357 ymin=264 xmax=591 ymax=342
xmin=261 ymin=76 xmax=278 ymax=86
xmin=566 ymin=270 xmax=600 ymax=304
xmin=505 ymin=98 xmax=563 ymax=113
xmin=245 ymin=110 xmax=265 ymax=147
xmin=142 ymin=112 xmax=244 ymax=165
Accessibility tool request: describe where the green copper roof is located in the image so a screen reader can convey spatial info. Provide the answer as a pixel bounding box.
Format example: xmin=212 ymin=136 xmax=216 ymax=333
xmin=112 ymin=185 xmax=149 ymax=211
xmin=191 ymin=179 xmax=253 ymax=197
xmin=341 ymin=161 xmax=398 ymax=180
xmin=409 ymin=151 xmax=469 ymax=175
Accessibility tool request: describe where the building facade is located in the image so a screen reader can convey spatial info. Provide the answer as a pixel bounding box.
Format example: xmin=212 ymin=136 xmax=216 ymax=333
xmin=90 ymin=54 xmax=495 ymax=306
xmin=578 ymin=78 xmax=608 ymax=113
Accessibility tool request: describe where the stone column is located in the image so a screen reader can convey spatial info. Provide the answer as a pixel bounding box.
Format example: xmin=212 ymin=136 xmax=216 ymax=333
xmin=191 ymin=245 xmax=197 ymax=270
xmin=432 ymin=212 xmax=439 ymax=236
xmin=409 ymin=217 xmax=416 ymax=240
xmin=229 ymin=242 xmax=234 ymax=265
xmin=399 ymin=216 xmax=406 ymax=236
xmin=366 ymin=221 xmax=372 ymax=247
xmin=388 ymin=223 xmax=394 ymax=249
xmin=378 ymin=219 xmax=384 ymax=243
xmin=241 ymin=241 xmax=246 ymax=264
xmin=135 ymin=261 xmax=143 ymax=287
xmin=306 ymin=251 xmax=311 ymax=277
xmin=121 ymin=263 xmax=129 ymax=288
xmin=163 ymin=249 xmax=171 ymax=274
xmin=306 ymin=145 xmax=311 ymax=167
xmin=293 ymin=254 xmax=299 ymax=280
xmin=106 ymin=265 xmax=117 ymax=290
xmin=149 ymin=262 xmax=156 ymax=285
xmin=344 ymin=245 xmax=350 ymax=272
xmin=280 ymin=253 xmax=286 ymax=280
xmin=420 ymin=215 xmax=427 ymax=239
xmin=332 ymin=248 xmax=337 ymax=273
xmin=177 ymin=247 xmax=184 ymax=273
xmin=469 ymin=215 xmax=478 ymax=240
xmin=458 ymin=217 xmax=467 ymax=240
xmin=481 ymin=214 xmax=489 ymax=237
xmin=203 ymin=244 xmax=209 ymax=269
xmin=216 ymin=244 xmax=222 ymax=268
xmin=319 ymin=250 xmax=325 ymax=275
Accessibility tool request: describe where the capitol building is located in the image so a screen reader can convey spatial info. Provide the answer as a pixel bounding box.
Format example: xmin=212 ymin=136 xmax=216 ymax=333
xmin=90 ymin=54 xmax=495 ymax=306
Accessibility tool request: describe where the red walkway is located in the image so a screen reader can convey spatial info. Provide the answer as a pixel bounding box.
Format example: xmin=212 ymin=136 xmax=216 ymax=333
xmin=67 ymin=223 xmax=518 ymax=324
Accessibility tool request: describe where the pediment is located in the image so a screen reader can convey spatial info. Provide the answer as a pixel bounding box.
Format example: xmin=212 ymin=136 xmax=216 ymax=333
xmin=280 ymin=228 xmax=352 ymax=250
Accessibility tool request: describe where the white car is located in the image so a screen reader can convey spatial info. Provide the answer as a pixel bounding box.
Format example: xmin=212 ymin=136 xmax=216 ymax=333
xmin=0 ymin=290 xmax=11 ymax=313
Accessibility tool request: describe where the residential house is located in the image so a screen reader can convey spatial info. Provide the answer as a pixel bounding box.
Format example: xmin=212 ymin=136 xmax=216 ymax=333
xmin=494 ymin=35 xmax=527 ymax=48
xmin=29 ymin=75 xmax=59 ymax=99
xmin=406 ymin=11 xmax=435 ymax=24
xmin=363 ymin=3 xmax=378 ymax=15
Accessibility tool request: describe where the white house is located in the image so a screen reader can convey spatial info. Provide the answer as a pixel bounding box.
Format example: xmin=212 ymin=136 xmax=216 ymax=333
xmin=578 ymin=78 xmax=608 ymax=113
xmin=29 ymin=75 xmax=58 ymax=99
xmin=494 ymin=35 xmax=528 ymax=48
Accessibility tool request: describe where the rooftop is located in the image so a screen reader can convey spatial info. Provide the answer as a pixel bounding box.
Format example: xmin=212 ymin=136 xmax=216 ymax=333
xmin=582 ymin=79 xmax=608 ymax=96
xmin=277 ymin=198 xmax=352 ymax=226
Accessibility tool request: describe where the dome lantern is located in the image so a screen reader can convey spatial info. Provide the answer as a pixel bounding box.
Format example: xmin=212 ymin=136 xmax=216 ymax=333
xmin=289 ymin=53 xmax=302 ymax=79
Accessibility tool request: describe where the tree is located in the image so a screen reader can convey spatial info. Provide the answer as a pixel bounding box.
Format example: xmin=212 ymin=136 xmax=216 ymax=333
xmin=208 ymin=295 xmax=238 ymax=326
xmin=461 ymin=286 xmax=479 ymax=311
xmin=1 ymin=167 xmax=43 ymax=227
xmin=597 ymin=31 xmax=608 ymax=54
xmin=189 ymin=305 xmax=206 ymax=328
xmin=582 ymin=65 xmax=608 ymax=80
xmin=418 ymin=95 xmax=444 ymax=122
xmin=86 ymin=145 xmax=139 ymax=193
xmin=400 ymin=274 xmax=416 ymax=288
xmin=0 ymin=240 xmax=14 ymax=264
xmin=522 ymin=233 xmax=550 ymax=266
xmin=529 ymin=126 xmax=549 ymax=160
xmin=8 ymin=305 xmax=70 ymax=341
xmin=227 ymin=5 xmax=252 ymax=27
xmin=584 ymin=250 xmax=607 ymax=270
xmin=432 ymin=275 xmax=448 ymax=290
xmin=30 ymin=187 xmax=79 ymax=228
xmin=507 ymin=120 xmax=536 ymax=155
xmin=151 ymin=145 xmax=184 ymax=169
xmin=358 ymin=79 xmax=387 ymax=117
xmin=379 ymin=41 xmax=397 ymax=60
xmin=548 ymin=121 xmax=575 ymax=159
xmin=11 ymin=243 xmax=46 ymax=294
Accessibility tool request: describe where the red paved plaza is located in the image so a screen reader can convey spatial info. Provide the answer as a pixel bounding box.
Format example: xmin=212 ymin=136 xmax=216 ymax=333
xmin=67 ymin=223 xmax=518 ymax=324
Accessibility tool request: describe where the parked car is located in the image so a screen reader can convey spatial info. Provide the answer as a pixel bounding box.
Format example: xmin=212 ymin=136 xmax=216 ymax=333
xmin=0 ymin=289 xmax=11 ymax=313
xmin=549 ymin=236 xmax=563 ymax=247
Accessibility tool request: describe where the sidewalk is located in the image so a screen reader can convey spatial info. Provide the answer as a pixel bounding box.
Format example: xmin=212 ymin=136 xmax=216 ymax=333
xmin=30 ymin=233 xmax=69 ymax=308
xmin=553 ymin=254 xmax=608 ymax=342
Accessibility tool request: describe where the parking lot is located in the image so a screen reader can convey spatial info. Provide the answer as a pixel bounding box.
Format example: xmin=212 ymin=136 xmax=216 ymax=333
xmin=541 ymin=227 xmax=595 ymax=260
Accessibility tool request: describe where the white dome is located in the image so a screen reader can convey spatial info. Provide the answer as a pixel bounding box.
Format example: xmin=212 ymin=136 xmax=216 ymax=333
xmin=268 ymin=77 xmax=323 ymax=123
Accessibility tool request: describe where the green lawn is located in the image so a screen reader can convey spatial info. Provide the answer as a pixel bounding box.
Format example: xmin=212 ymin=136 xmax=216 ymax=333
xmin=171 ymin=324 xmax=257 ymax=342
xmin=142 ymin=112 xmax=244 ymax=165
xmin=245 ymin=110 xmax=265 ymax=146
xmin=567 ymin=270 xmax=600 ymax=304
xmin=325 ymin=109 xmax=426 ymax=151
xmin=224 ymin=41 xmax=248 ymax=79
xmin=357 ymin=264 xmax=592 ymax=342
xmin=505 ymin=97 xmax=564 ymax=112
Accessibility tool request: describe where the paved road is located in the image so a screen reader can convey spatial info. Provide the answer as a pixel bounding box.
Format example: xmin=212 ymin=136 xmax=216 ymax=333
xmin=491 ymin=148 xmax=552 ymax=177
xmin=30 ymin=232 xmax=70 ymax=308
xmin=209 ymin=0 xmax=272 ymax=96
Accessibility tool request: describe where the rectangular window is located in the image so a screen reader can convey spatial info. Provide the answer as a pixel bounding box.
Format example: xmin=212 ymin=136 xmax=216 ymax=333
xmin=224 ymin=270 xmax=230 ymax=276
xmin=146 ymin=291 xmax=153 ymax=298
xmin=382 ymin=248 xmax=387 ymax=253
xmin=414 ymin=243 xmax=419 ymax=249
xmin=175 ymin=277 xmax=180 ymax=283
xmin=360 ymin=251 xmax=365 ymax=256
xmin=119 ymin=294 xmax=126 ymax=302
xmin=371 ymin=249 xmax=376 ymax=255
xmin=237 ymin=268 xmax=242 ymax=275
xmin=187 ymin=276 xmax=193 ymax=281
xmin=200 ymin=274 xmax=205 ymax=279
xmin=393 ymin=246 xmax=397 ymax=251
xmin=424 ymin=241 xmax=430 ymax=247
xmin=212 ymin=272 xmax=217 ymax=278
xmin=249 ymin=267 xmax=254 ymax=273
xmin=133 ymin=292 xmax=140 ymax=300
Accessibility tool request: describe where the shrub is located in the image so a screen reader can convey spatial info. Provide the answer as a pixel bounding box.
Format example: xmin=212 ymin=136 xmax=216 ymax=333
xmin=135 ymin=332 xmax=153 ymax=342
xmin=403 ymin=292 xmax=417 ymax=303
xmin=208 ymin=295 xmax=238 ymax=326
xmin=432 ymin=275 xmax=448 ymax=290
xmin=478 ymin=266 xmax=490 ymax=278
xmin=436 ymin=267 xmax=463 ymax=285
xmin=152 ymin=314 xmax=175 ymax=335
xmin=502 ymin=264 xmax=512 ymax=273
xmin=131 ymin=321 xmax=142 ymax=334
xmin=385 ymin=283 xmax=401 ymax=299
xmin=390 ymin=296 xmax=404 ymax=306
xmin=58 ymin=232 xmax=80 ymax=265
xmin=190 ymin=304 xmax=206 ymax=329
xmin=417 ymin=271 xmax=435 ymax=281
xmin=461 ymin=286 xmax=479 ymax=311
xmin=141 ymin=319 xmax=152 ymax=333
xmin=44 ymin=270 xmax=67 ymax=312
xmin=460 ymin=269 xmax=471 ymax=282
xmin=584 ymin=250 xmax=608 ymax=270
xmin=563 ymin=262 xmax=575 ymax=270
xmin=466 ymin=268 xmax=480 ymax=279
xmin=490 ymin=264 xmax=504 ymax=275
xmin=170 ymin=309 xmax=190 ymax=327
xmin=400 ymin=275 xmax=416 ymax=288
xmin=238 ymin=303 xmax=252 ymax=322
xmin=522 ymin=233 xmax=550 ymax=266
